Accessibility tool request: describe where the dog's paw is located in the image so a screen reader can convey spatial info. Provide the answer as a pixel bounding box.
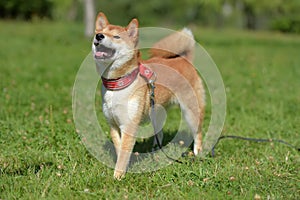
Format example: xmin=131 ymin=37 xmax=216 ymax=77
xmin=193 ymin=145 xmax=202 ymax=156
xmin=114 ymin=170 xmax=125 ymax=180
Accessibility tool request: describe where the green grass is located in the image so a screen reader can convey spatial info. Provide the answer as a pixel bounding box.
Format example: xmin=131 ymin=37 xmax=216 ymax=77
xmin=1 ymin=21 xmax=300 ymax=199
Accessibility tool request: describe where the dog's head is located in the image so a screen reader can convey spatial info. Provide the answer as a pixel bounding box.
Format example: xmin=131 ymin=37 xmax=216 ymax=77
xmin=92 ymin=12 xmax=139 ymax=64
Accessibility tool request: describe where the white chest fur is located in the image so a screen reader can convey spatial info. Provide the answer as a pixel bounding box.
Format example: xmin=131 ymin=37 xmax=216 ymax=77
xmin=101 ymin=83 xmax=140 ymax=128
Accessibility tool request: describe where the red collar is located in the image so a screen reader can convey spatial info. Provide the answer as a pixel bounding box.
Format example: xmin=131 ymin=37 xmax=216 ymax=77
xmin=101 ymin=63 xmax=154 ymax=91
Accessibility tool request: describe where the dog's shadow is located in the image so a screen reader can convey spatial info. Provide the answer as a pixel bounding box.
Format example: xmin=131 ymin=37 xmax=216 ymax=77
xmin=103 ymin=130 xmax=177 ymax=156
xmin=133 ymin=130 xmax=177 ymax=153
xmin=103 ymin=129 xmax=191 ymax=168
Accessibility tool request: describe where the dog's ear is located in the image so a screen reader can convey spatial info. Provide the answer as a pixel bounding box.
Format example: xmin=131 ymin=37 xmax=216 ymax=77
xmin=95 ymin=12 xmax=109 ymax=30
xmin=126 ymin=18 xmax=139 ymax=39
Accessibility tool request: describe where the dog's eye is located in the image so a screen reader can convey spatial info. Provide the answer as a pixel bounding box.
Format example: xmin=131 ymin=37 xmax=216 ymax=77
xmin=113 ymin=35 xmax=120 ymax=39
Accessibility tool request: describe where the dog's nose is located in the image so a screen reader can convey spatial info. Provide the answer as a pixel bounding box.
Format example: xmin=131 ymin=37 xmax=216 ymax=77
xmin=95 ymin=33 xmax=105 ymax=41
xmin=94 ymin=33 xmax=105 ymax=46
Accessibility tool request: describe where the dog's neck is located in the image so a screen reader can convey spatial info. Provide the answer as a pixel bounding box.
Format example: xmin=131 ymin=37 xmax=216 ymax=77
xmin=99 ymin=50 xmax=140 ymax=79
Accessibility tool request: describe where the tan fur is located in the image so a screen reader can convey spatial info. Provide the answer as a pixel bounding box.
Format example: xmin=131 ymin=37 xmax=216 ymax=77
xmin=93 ymin=12 xmax=205 ymax=180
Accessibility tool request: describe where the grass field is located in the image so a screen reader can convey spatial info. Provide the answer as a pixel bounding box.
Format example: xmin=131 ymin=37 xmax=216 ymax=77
xmin=0 ymin=21 xmax=299 ymax=199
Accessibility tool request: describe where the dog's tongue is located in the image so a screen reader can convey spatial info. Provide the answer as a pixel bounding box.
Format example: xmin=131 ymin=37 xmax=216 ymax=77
xmin=95 ymin=51 xmax=108 ymax=57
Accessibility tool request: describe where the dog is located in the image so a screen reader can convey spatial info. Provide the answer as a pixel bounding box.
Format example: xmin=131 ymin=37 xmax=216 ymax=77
xmin=92 ymin=12 xmax=205 ymax=180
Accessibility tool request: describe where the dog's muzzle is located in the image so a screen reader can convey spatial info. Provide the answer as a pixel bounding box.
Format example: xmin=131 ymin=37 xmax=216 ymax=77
xmin=93 ymin=33 xmax=116 ymax=59
xmin=94 ymin=45 xmax=116 ymax=59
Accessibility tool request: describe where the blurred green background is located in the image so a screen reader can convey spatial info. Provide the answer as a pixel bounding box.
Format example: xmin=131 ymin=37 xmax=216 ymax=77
xmin=1 ymin=0 xmax=300 ymax=34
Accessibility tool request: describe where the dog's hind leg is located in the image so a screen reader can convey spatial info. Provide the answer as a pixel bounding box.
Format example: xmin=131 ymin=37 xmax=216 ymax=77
xmin=181 ymin=106 xmax=203 ymax=156
xmin=179 ymin=86 xmax=205 ymax=156
xmin=193 ymin=127 xmax=203 ymax=156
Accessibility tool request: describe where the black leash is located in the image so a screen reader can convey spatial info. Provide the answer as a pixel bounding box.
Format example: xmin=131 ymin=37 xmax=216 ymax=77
xmin=148 ymin=79 xmax=183 ymax=164
xmin=211 ymin=135 xmax=300 ymax=157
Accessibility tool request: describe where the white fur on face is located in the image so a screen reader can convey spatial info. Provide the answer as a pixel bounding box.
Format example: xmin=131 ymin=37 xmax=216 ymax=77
xmin=92 ymin=33 xmax=135 ymax=78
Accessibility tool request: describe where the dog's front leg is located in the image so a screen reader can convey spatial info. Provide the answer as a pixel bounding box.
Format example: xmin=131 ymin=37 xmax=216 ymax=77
xmin=114 ymin=130 xmax=136 ymax=180
xmin=110 ymin=127 xmax=121 ymax=156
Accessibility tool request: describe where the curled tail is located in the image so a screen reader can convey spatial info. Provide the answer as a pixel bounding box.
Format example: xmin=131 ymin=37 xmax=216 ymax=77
xmin=149 ymin=28 xmax=195 ymax=62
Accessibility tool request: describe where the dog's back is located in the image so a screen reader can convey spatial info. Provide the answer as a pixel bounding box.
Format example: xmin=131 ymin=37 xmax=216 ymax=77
xmin=143 ymin=28 xmax=202 ymax=107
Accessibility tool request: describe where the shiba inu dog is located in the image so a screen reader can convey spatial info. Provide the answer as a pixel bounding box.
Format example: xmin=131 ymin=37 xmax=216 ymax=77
xmin=92 ymin=12 xmax=205 ymax=180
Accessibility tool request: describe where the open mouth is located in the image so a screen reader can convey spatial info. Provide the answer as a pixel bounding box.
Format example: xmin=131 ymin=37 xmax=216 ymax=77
xmin=94 ymin=45 xmax=116 ymax=59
